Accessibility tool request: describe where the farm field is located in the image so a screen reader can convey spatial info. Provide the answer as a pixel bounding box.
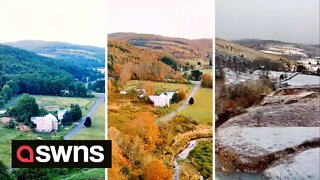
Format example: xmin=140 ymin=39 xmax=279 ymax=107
xmin=71 ymin=103 xmax=105 ymax=140
xmin=179 ymin=88 xmax=213 ymax=123
xmin=5 ymin=94 xmax=96 ymax=114
xmin=201 ymin=69 xmax=213 ymax=75
xmin=0 ymin=125 xmax=36 ymax=166
xmin=125 ymin=80 xmax=194 ymax=94
xmin=0 ymin=94 xmax=100 ymax=167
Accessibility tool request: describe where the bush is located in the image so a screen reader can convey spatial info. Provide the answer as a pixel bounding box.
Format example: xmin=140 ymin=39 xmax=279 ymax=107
xmin=62 ymin=111 xmax=73 ymax=126
xmin=189 ymin=141 xmax=212 ymax=179
xmin=84 ymin=117 xmax=92 ymax=127
xmin=8 ymin=119 xmax=15 ymax=129
xmin=171 ymin=93 xmax=180 ymax=103
xmin=190 ymin=70 xmax=202 ymax=81
xmin=189 ymin=97 xmax=194 ymax=105
xmin=0 ymin=161 xmax=14 ymax=180
xmin=201 ymin=74 xmax=213 ymax=88
xmin=70 ymin=104 xmax=82 ymax=121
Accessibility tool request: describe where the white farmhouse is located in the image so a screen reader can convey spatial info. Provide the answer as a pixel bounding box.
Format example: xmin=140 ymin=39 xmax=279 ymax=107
xmin=57 ymin=109 xmax=68 ymax=121
xmin=31 ymin=113 xmax=58 ymax=132
xmin=149 ymin=93 xmax=171 ymax=107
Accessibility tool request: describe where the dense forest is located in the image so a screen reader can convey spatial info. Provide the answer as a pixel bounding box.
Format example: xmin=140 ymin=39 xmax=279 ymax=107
xmin=0 ymin=44 xmax=103 ymax=107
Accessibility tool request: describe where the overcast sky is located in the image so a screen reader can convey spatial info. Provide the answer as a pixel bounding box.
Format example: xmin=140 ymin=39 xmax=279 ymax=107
xmin=0 ymin=0 xmax=106 ymax=47
xmin=108 ymin=0 xmax=213 ymax=39
xmin=216 ymin=0 xmax=320 ymax=44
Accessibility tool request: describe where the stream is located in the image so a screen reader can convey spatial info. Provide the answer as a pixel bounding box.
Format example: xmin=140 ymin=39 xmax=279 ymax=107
xmin=173 ymin=140 xmax=198 ymax=180
xmin=172 ymin=139 xmax=268 ymax=180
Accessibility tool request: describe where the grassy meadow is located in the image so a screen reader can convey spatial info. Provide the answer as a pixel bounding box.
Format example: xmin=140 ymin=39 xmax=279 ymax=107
xmin=5 ymin=95 xmax=96 ymax=115
xmin=71 ymin=103 xmax=105 ymax=140
xmin=179 ymin=88 xmax=213 ymax=123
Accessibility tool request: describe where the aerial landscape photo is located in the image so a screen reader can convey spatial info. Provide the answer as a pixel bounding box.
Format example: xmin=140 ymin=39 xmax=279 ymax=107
xmin=107 ymin=0 xmax=213 ymax=179
xmin=215 ymin=0 xmax=320 ymax=179
xmin=0 ymin=0 xmax=106 ymax=179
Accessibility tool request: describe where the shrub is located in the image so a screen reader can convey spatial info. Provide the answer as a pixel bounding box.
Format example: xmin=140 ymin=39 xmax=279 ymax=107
xmin=201 ymin=74 xmax=213 ymax=88
xmin=171 ymin=93 xmax=180 ymax=103
xmin=84 ymin=117 xmax=92 ymax=127
xmin=8 ymin=119 xmax=15 ymax=129
xmin=189 ymin=97 xmax=194 ymax=105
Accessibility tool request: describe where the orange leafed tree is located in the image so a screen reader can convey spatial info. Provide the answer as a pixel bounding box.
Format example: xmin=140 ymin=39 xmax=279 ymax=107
xmin=114 ymin=63 xmax=123 ymax=79
xmin=201 ymin=73 xmax=213 ymax=88
xmin=108 ymin=127 xmax=131 ymax=180
xmin=127 ymin=112 xmax=160 ymax=151
xmin=143 ymin=159 xmax=172 ymax=180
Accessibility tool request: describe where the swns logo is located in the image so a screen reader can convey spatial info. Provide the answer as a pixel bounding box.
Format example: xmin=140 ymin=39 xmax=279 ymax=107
xmin=12 ymin=140 xmax=112 ymax=168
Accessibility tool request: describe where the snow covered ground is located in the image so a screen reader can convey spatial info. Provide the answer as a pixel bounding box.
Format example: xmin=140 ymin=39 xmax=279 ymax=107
xmin=217 ymin=127 xmax=320 ymax=157
xmin=223 ymin=68 xmax=259 ymax=84
xmin=264 ymin=148 xmax=320 ymax=180
xmin=260 ymin=46 xmax=308 ymax=58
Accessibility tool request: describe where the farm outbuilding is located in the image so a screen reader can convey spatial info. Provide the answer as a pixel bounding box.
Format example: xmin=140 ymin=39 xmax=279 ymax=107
xmin=31 ymin=113 xmax=58 ymax=132
xmin=57 ymin=109 xmax=68 ymax=121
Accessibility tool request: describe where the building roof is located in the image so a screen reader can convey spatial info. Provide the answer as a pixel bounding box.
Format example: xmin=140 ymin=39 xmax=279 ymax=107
xmin=31 ymin=113 xmax=58 ymax=123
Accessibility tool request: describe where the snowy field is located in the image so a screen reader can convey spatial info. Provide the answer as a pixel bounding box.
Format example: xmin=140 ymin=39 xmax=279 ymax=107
xmin=224 ymin=68 xmax=319 ymax=87
xmin=217 ymin=127 xmax=320 ymax=157
xmin=264 ymin=148 xmax=320 ymax=180
xmin=223 ymin=68 xmax=259 ymax=84
xmin=260 ymin=46 xmax=308 ymax=58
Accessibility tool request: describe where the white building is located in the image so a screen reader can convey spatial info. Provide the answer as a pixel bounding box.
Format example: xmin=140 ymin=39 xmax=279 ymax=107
xmin=57 ymin=109 xmax=68 ymax=121
xmin=0 ymin=110 xmax=6 ymax=116
xmin=149 ymin=93 xmax=171 ymax=107
xmin=31 ymin=113 xmax=58 ymax=132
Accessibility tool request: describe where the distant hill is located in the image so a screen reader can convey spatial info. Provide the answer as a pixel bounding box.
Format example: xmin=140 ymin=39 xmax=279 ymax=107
xmin=216 ymin=38 xmax=287 ymax=62
xmin=108 ymin=39 xmax=163 ymax=65
xmin=0 ymin=44 xmax=101 ymax=81
xmin=4 ymin=40 xmax=105 ymax=68
xmin=233 ymin=39 xmax=320 ymax=58
xmin=109 ymin=32 xmax=212 ymax=60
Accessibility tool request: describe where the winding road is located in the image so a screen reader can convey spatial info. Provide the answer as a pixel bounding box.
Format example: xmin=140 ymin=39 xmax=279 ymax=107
xmin=64 ymin=93 xmax=105 ymax=140
xmin=156 ymin=81 xmax=201 ymax=123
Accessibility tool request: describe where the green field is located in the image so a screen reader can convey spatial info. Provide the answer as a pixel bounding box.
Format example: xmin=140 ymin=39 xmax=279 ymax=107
xmin=55 ymin=168 xmax=105 ymax=180
xmin=126 ymin=80 xmax=194 ymax=94
xmin=71 ymin=103 xmax=105 ymax=140
xmin=179 ymin=88 xmax=213 ymax=123
xmin=0 ymin=125 xmax=36 ymax=166
xmin=5 ymin=95 xmax=96 ymax=114
xmin=0 ymin=95 xmax=99 ymax=167
xmin=201 ymin=69 xmax=213 ymax=75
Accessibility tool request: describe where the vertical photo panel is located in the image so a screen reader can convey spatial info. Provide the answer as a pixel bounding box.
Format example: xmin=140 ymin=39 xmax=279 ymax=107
xmin=215 ymin=0 xmax=320 ymax=179
xmin=0 ymin=0 xmax=106 ymax=179
xmin=107 ymin=0 xmax=213 ymax=179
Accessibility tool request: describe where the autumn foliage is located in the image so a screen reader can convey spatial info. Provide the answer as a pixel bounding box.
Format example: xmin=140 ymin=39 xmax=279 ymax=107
xmin=143 ymin=159 xmax=172 ymax=180
xmin=201 ymin=73 xmax=213 ymax=88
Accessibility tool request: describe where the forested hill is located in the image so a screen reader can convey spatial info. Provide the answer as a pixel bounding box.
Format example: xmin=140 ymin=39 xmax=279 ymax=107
xmin=0 ymin=44 xmax=101 ymax=97
xmin=4 ymin=40 xmax=105 ymax=68
xmin=109 ymin=32 xmax=212 ymax=60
